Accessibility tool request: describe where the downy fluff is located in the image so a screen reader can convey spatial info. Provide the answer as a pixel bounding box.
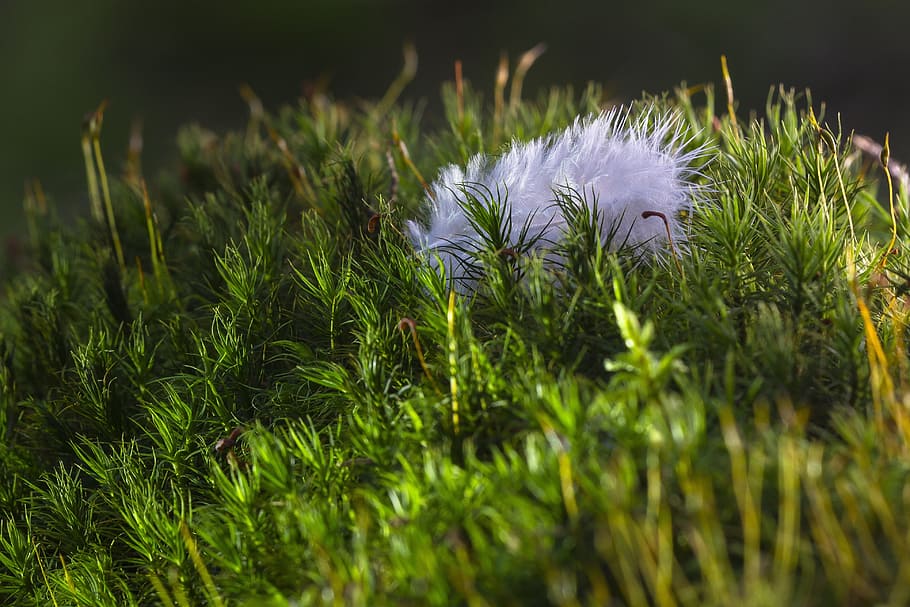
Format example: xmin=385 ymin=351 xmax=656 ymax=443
xmin=407 ymin=108 xmax=709 ymax=285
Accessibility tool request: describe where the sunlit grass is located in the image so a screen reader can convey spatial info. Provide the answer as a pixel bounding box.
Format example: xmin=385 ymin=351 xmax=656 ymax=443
xmin=0 ymin=52 xmax=908 ymax=605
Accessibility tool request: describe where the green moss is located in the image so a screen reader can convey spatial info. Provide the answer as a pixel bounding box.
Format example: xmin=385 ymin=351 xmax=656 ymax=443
xmin=1 ymin=65 xmax=909 ymax=606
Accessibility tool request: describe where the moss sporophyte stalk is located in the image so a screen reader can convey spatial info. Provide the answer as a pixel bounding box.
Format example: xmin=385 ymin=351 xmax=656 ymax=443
xmin=1 ymin=50 xmax=909 ymax=605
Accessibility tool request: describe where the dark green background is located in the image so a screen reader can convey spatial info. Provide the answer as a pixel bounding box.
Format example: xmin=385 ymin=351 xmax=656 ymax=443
xmin=1 ymin=0 xmax=907 ymax=237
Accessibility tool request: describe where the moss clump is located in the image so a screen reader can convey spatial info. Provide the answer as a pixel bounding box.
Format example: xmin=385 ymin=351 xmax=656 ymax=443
xmin=1 ymin=64 xmax=909 ymax=605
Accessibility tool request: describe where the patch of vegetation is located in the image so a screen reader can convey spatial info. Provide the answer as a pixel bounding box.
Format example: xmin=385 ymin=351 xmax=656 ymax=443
xmin=1 ymin=55 xmax=909 ymax=605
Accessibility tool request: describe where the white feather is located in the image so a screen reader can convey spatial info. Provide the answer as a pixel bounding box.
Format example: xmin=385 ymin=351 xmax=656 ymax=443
xmin=407 ymin=108 xmax=708 ymax=284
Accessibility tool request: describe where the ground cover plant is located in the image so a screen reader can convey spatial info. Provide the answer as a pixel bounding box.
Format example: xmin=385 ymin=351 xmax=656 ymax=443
xmin=1 ymin=52 xmax=909 ymax=605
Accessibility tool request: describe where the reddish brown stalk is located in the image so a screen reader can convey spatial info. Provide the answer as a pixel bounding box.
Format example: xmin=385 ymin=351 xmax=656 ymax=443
xmin=509 ymin=43 xmax=546 ymax=111
xmin=267 ymin=126 xmax=316 ymax=200
xmin=454 ymin=59 xmax=464 ymax=123
xmin=642 ymin=211 xmax=682 ymax=272
xmin=720 ymin=55 xmax=737 ymax=130
xmin=397 ymin=317 xmax=439 ymax=391
xmin=392 ymin=121 xmax=433 ymax=199
xmin=493 ymin=52 xmax=509 ymax=145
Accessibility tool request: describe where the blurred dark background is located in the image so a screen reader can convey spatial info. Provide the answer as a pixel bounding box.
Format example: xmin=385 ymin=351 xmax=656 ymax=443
xmin=1 ymin=0 xmax=908 ymax=237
